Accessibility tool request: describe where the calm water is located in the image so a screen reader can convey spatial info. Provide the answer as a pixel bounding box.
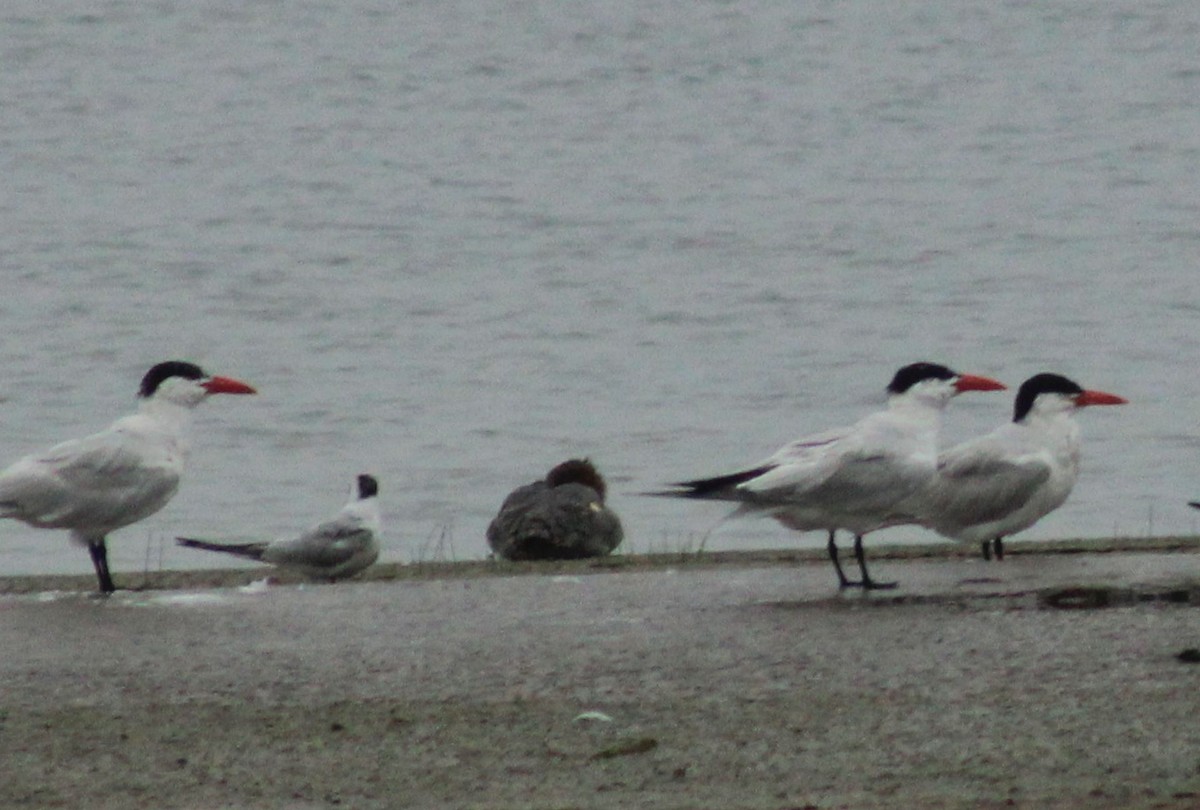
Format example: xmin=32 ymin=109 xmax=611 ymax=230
xmin=2 ymin=0 xmax=1199 ymax=575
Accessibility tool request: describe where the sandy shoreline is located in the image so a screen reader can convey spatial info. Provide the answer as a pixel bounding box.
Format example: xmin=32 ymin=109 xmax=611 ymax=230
xmin=3 ymin=539 xmax=1200 ymax=809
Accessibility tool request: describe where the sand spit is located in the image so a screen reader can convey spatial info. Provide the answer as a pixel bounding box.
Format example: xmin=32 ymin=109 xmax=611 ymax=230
xmin=2 ymin=538 xmax=1200 ymax=809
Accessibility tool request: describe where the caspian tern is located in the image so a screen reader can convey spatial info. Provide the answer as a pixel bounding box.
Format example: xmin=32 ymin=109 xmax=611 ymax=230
xmin=652 ymin=363 xmax=1007 ymax=589
xmin=0 ymin=361 xmax=256 ymax=594
xmin=176 ymin=474 xmax=381 ymax=581
xmin=898 ymin=373 xmax=1127 ymax=561
xmin=487 ymin=458 xmax=623 ymax=561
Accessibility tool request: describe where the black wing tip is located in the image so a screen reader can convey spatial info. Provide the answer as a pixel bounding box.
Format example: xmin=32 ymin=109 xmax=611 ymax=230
xmin=1189 ymin=501 xmax=1200 ymax=510
xmin=640 ymin=487 xmax=713 ymax=500
xmin=645 ymin=465 xmax=776 ymax=499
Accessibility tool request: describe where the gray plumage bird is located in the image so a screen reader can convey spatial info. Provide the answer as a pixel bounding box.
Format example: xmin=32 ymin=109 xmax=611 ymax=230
xmin=177 ymin=475 xmax=381 ymax=581
xmin=487 ymin=459 xmax=623 ymax=561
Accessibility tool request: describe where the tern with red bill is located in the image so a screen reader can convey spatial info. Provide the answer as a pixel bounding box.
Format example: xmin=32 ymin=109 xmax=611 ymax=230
xmin=895 ymin=373 xmax=1127 ymax=561
xmin=651 ymin=362 xmax=1007 ymax=590
xmin=0 ymin=361 xmax=257 ymax=594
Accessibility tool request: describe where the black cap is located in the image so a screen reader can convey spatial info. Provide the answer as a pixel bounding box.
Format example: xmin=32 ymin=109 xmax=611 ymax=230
xmin=357 ymin=474 xmax=379 ymax=499
xmin=886 ymin=362 xmax=956 ymax=395
xmin=1013 ymin=373 xmax=1083 ymax=422
xmin=139 ymin=361 xmax=206 ymax=398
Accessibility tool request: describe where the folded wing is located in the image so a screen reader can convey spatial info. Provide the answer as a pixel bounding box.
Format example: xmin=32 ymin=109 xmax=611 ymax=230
xmin=0 ymin=431 xmax=179 ymax=531
xmin=922 ymin=448 xmax=1052 ymax=532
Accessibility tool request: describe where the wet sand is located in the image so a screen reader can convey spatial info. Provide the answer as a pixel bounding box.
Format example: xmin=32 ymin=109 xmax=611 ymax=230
xmin=3 ymin=539 xmax=1200 ymax=809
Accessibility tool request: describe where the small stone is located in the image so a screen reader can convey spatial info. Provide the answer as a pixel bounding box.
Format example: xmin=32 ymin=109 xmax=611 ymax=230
xmin=591 ymin=737 xmax=658 ymax=760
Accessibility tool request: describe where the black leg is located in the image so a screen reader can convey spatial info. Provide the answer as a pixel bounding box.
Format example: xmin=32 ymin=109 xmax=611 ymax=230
xmin=88 ymin=539 xmax=116 ymax=594
xmin=827 ymin=530 xmax=855 ymax=589
xmin=994 ymin=536 xmax=1005 ymax=561
xmin=980 ymin=539 xmax=992 ymax=561
xmin=853 ymin=534 xmax=896 ymax=590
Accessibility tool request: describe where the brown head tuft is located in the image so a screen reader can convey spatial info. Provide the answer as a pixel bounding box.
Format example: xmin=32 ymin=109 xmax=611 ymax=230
xmin=545 ymin=458 xmax=607 ymax=501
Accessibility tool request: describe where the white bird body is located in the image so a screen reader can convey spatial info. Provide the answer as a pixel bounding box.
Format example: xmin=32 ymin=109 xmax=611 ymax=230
xmin=654 ymin=363 xmax=1007 ymax=588
xmin=0 ymin=362 xmax=257 ymax=593
xmin=742 ymin=391 xmax=949 ymax=536
xmin=0 ymin=397 xmax=192 ymax=539
xmin=897 ymin=373 xmax=1126 ymax=559
xmin=177 ymin=475 xmax=382 ymax=581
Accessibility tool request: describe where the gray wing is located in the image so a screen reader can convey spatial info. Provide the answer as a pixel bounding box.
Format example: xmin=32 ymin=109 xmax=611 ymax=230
xmin=0 ymin=430 xmax=180 ymax=530
xmin=657 ymin=426 xmax=856 ymax=504
xmin=808 ymin=451 xmax=925 ymax=512
xmin=734 ymin=425 xmax=865 ymax=504
xmin=756 ymin=450 xmax=927 ymax=531
xmin=263 ymin=514 xmax=375 ymax=569
xmin=923 ymin=452 xmax=1052 ymax=531
xmin=742 ymin=444 xmax=917 ymax=515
